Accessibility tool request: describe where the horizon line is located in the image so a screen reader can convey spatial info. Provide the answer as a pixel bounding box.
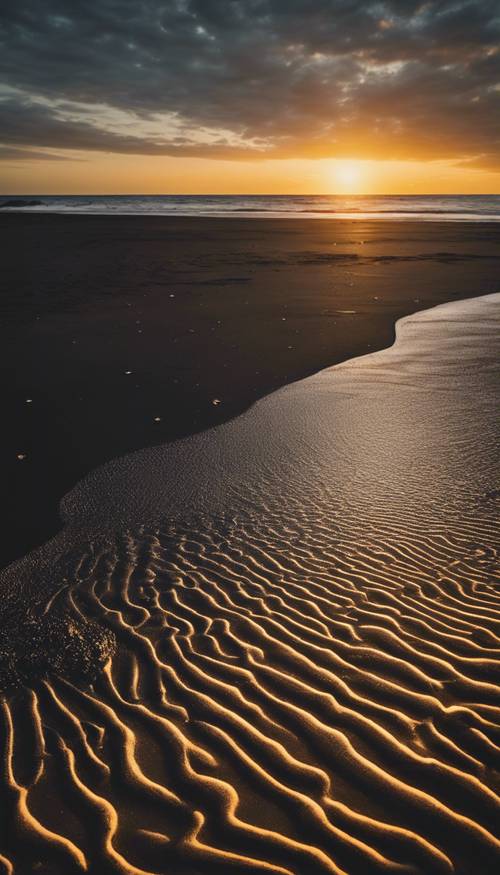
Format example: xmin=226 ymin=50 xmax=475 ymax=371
xmin=2 ymin=192 xmax=500 ymax=198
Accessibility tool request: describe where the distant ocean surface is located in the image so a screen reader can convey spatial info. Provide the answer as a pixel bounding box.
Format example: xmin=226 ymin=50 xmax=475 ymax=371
xmin=2 ymin=194 xmax=500 ymax=220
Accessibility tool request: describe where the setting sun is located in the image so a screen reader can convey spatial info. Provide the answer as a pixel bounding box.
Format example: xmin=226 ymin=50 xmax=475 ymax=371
xmin=332 ymin=161 xmax=364 ymax=192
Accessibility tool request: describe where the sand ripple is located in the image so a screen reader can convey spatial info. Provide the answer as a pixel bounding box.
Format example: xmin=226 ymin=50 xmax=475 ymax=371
xmin=0 ymin=294 xmax=499 ymax=874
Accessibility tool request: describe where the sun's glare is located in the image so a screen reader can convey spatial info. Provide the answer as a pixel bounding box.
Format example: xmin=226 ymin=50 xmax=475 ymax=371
xmin=332 ymin=160 xmax=363 ymax=193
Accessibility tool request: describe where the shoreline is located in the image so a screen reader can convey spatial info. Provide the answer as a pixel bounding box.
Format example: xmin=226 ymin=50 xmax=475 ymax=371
xmin=2 ymin=193 xmax=500 ymax=222
xmin=0 ymin=207 xmax=500 ymax=225
xmin=4 ymin=209 xmax=500 ymax=221
xmin=2 ymin=214 xmax=500 ymax=569
xmin=2 ymin=290 xmax=499 ymax=683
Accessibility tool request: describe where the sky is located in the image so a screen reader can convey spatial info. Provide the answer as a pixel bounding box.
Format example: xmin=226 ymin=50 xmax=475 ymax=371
xmin=1 ymin=0 xmax=499 ymax=194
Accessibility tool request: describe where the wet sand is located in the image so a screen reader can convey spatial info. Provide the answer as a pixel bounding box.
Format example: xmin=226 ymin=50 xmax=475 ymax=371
xmin=1 ymin=215 xmax=500 ymax=568
xmin=0 ymin=292 xmax=499 ymax=874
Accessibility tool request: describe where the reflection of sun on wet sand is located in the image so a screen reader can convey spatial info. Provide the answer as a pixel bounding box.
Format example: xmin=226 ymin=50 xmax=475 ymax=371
xmin=1 ymin=295 xmax=499 ymax=874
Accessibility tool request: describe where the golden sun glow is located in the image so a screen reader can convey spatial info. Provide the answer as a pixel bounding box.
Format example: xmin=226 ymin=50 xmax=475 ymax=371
xmin=332 ymin=161 xmax=364 ymax=193
xmin=1 ymin=153 xmax=500 ymax=196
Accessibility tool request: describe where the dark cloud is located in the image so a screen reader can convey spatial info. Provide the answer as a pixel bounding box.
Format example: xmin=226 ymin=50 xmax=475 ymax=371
xmin=0 ymin=0 xmax=499 ymax=165
xmin=0 ymin=144 xmax=72 ymax=161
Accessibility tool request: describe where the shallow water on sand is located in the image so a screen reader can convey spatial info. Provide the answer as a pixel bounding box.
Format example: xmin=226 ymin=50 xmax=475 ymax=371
xmin=1 ymin=294 xmax=499 ymax=874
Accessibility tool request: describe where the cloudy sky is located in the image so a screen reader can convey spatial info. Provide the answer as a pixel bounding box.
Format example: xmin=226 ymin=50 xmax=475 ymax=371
xmin=1 ymin=0 xmax=499 ymax=192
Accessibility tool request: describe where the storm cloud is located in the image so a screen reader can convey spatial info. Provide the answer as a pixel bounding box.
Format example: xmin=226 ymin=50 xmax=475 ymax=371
xmin=0 ymin=0 xmax=499 ymax=165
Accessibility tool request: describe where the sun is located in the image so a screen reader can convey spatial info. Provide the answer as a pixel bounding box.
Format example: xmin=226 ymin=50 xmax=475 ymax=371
xmin=332 ymin=160 xmax=363 ymax=193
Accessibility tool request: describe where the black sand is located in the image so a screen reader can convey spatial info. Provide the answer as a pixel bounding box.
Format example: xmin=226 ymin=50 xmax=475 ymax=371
xmin=1 ymin=214 xmax=499 ymax=569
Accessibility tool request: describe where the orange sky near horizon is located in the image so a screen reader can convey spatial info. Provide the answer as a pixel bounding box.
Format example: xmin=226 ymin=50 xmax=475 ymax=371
xmin=2 ymin=154 xmax=500 ymax=196
xmin=3 ymin=3 xmax=500 ymax=198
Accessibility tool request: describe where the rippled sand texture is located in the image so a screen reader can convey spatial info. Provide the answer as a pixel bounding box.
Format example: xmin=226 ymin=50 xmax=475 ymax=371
xmin=1 ymin=294 xmax=499 ymax=874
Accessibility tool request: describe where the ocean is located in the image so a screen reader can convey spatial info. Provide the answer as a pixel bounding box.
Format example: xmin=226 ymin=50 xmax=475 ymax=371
xmin=2 ymin=193 xmax=500 ymax=219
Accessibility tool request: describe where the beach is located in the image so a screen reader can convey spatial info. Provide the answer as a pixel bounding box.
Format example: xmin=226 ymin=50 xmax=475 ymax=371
xmin=1 ymin=214 xmax=499 ymax=875
xmin=2 ymin=214 xmax=500 ymax=569
xmin=0 ymin=278 xmax=499 ymax=873
xmin=3 ymin=0 xmax=499 ymax=869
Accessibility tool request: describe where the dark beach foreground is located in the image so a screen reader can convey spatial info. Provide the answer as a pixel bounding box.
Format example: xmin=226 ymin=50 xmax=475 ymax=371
xmin=1 ymin=288 xmax=499 ymax=875
xmin=1 ymin=214 xmax=500 ymax=569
